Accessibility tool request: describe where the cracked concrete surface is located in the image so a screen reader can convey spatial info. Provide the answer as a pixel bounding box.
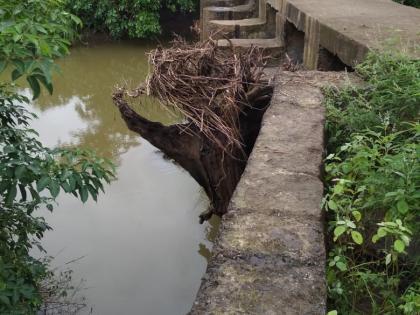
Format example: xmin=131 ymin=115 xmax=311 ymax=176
xmin=189 ymin=71 xmax=356 ymax=315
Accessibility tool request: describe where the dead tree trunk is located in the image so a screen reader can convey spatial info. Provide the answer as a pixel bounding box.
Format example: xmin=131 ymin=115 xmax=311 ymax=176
xmin=112 ymin=38 xmax=272 ymax=222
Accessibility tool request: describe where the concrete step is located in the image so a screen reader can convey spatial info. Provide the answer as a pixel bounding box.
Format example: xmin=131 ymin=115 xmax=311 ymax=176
xmin=209 ymin=18 xmax=271 ymax=39
xmin=217 ymin=38 xmax=284 ymax=61
xmin=203 ymin=2 xmax=257 ymax=21
xmin=202 ymin=0 xmax=248 ymax=7
xmin=218 ymin=38 xmax=282 ymax=48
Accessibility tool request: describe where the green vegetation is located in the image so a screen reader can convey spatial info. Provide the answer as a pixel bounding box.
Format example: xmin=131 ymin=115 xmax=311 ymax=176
xmin=0 ymin=1 xmax=115 ymax=313
xmin=0 ymin=0 xmax=82 ymax=98
xmin=65 ymin=0 xmax=196 ymax=39
xmin=324 ymin=53 xmax=420 ymax=314
xmin=394 ymin=0 xmax=420 ymax=9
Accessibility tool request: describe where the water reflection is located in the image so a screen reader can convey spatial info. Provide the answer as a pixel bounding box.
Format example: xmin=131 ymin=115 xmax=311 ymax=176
xmin=199 ymin=215 xmax=221 ymax=262
xmin=20 ymin=41 xmax=218 ymax=315
xmin=29 ymin=41 xmax=179 ymax=162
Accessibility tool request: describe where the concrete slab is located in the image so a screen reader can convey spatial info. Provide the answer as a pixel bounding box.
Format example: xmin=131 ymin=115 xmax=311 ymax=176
xmin=279 ymin=0 xmax=420 ymax=67
xmin=190 ymin=257 xmax=326 ymax=315
xmin=190 ymin=71 xmax=355 ymax=314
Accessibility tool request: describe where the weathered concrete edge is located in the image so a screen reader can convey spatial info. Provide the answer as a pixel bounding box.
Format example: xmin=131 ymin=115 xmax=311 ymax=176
xmin=189 ymin=71 xmax=355 ymax=315
xmin=283 ymin=1 xmax=369 ymax=67
xmin=279 ymin=0 xmax=420 ymax=68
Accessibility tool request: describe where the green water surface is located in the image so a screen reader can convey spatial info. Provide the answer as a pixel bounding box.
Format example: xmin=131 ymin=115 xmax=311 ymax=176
xmin=19 ymin=41 xmax=218 ymax=315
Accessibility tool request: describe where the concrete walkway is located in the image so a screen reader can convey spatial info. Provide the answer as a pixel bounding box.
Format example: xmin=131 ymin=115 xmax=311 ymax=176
xmin=276 ymin=0 xmax=420 ymax=68
xmin=191 ymin=1 xmax=419 ymax=313
xmin=190 ymin=71 xmax=353 ymax=315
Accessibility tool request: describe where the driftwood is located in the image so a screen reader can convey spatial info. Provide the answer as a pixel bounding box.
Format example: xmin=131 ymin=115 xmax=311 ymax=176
xmin=113 ymin=38 xmax=272 ymax=222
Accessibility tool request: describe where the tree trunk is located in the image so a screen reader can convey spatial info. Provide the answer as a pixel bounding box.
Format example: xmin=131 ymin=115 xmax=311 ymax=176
xmin=112 ymin=86 xmax=271 ymax=222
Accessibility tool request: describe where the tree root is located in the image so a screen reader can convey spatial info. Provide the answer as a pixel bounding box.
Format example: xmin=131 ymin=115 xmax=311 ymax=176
xmin=112 ymin=37 xmax=273 ymax=221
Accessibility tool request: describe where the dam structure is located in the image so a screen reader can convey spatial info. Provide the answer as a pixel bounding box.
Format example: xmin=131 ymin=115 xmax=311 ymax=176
xmin=191 ymin=1 xmax=419 ymax=314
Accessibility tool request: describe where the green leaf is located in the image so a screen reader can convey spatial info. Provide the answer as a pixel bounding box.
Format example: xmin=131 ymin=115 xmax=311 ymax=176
xmin=18 ymin=184 xmax=27 ymax=201
xmin=372 ymin=234 xmax=380 ymax=243
xmin=39 ymin=39 xmax=51 ymax=56
xmin=394 ymin=239 xmax=405 ymax=253
xmin=80 ymin=185 xmax=88 ymax=203
xmin=12 ymin=60 xmax=25 ymax=73
xmin=29 ymin=187 xmax=40 ymax=201
xmin=333 ymin=184 xmax=344 ymax=194
xmin=87 ymin=184 xmax=98 ymax=202
xmin=0 ymin=295 xmax=10 ymax=306
xmin=3 ymin=145 xmax=15 ymax=154
xmin=351 ymin=231 xmax=363 ymax=245
xmin=0 ymin=60 xmax=7 ymax=73
xmin=11 ymin=68 xmax=23 ymax=81
xmin=6 ymin=185 xmax=17 ymax=204
xmin=352 ymin=210 xmax=362 ymax=222
xmin=61 ymin=181 xmax=71 ymax=192
xmin=70 ymin=14 xmax=83 ymax=26
xmin=48 ymin=180 xmax=60 ymax=198
xmin=327 ymin=311 xmax=338 ymax=315
xmin=385 ymin=253 xmax=392 ymax=265
xmin=14 ymin=165 xmax=26 ymax=179
xmin=401 ymin=234 xmax=411 ymax=246
xmin=397 ymin=199 xmax=409 ymax=214
xmin=13 ymin=33 xmax=22 ymax=42
xmin=346 ymin=220 xmax=356 ymax=229
xmin=36 ymin=176 xmax=50 ymax=191
xmin=377 ymin=227 xmax=387 ymax=238
xmin=328 ymin=199 xmax=338 ymax=210
xmin=68 ymin=176 xmax=76 ymax=191
xmin=39 ymin=59 xmax=52 ymax=83
xmin=27 ymin=75 xmax=41 ymax=99
xmin=336 ymin=261 xmax=347 ymax=271
xmin=333 ymin=226 xmax=346 ymax=241
xmin=34 ymin=73 xmax=53 ymax=94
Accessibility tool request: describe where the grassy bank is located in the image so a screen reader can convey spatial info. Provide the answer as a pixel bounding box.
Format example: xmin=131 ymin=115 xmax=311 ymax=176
xmin=324 ymin=53 xmax=419 ymax=314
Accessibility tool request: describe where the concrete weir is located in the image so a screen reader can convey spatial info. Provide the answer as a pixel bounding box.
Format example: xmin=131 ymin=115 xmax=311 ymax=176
xmin=192 ymin=0 xmax=419 ymax=314
xmin=189 ymin=71 xmax=351 ymax=315
xmin=277 ymin=0 xmax=420 ymax=69
xmin=201 ymin=0 xmax=420 ymax=69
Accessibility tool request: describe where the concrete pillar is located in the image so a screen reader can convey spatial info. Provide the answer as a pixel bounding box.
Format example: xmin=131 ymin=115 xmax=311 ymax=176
xmin=200 ymin=0 xmax=205 ymax=41
xmin=303 ymin=16 xmax=320 ymax=70
xmin=277 ymin=0 xmax=290 ymax=45
xmin=200 ymin=0 xmax=214 ymax=41
xmin=260 ymin=0 xmax=267 ymax=20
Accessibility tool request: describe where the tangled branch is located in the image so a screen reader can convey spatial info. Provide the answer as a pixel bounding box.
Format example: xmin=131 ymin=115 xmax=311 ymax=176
xmin=128 ymin=37 xmax=268 ymax=155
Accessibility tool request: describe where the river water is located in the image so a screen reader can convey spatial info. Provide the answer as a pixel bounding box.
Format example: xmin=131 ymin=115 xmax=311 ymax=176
xmin=24 ymin=41 xmax=217 ymax=315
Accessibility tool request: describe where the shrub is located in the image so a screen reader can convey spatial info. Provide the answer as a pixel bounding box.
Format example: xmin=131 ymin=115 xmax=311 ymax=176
xmin=0 ymin=1 xmax=115 ymax=313
xmin=324 ymin=53 xmax=420 ymax=314
xmin=65 ymin=0 xmax=196 ymax=39
xmin=0 ymin=85 xmax=115 ymax=314
xmin=0 ymin=0 xmax=82 ymax=99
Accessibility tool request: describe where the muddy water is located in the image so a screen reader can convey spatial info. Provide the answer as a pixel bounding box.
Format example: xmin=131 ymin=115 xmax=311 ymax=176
xmin=24 ymin=41 xmax=218 ymax=315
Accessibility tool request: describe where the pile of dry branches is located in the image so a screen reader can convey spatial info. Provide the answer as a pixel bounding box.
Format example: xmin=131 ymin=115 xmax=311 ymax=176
xmin=130 ymin=37 xmax=268 ymax=154
xmin=114 ymin=37 xmax=272 ymax=219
